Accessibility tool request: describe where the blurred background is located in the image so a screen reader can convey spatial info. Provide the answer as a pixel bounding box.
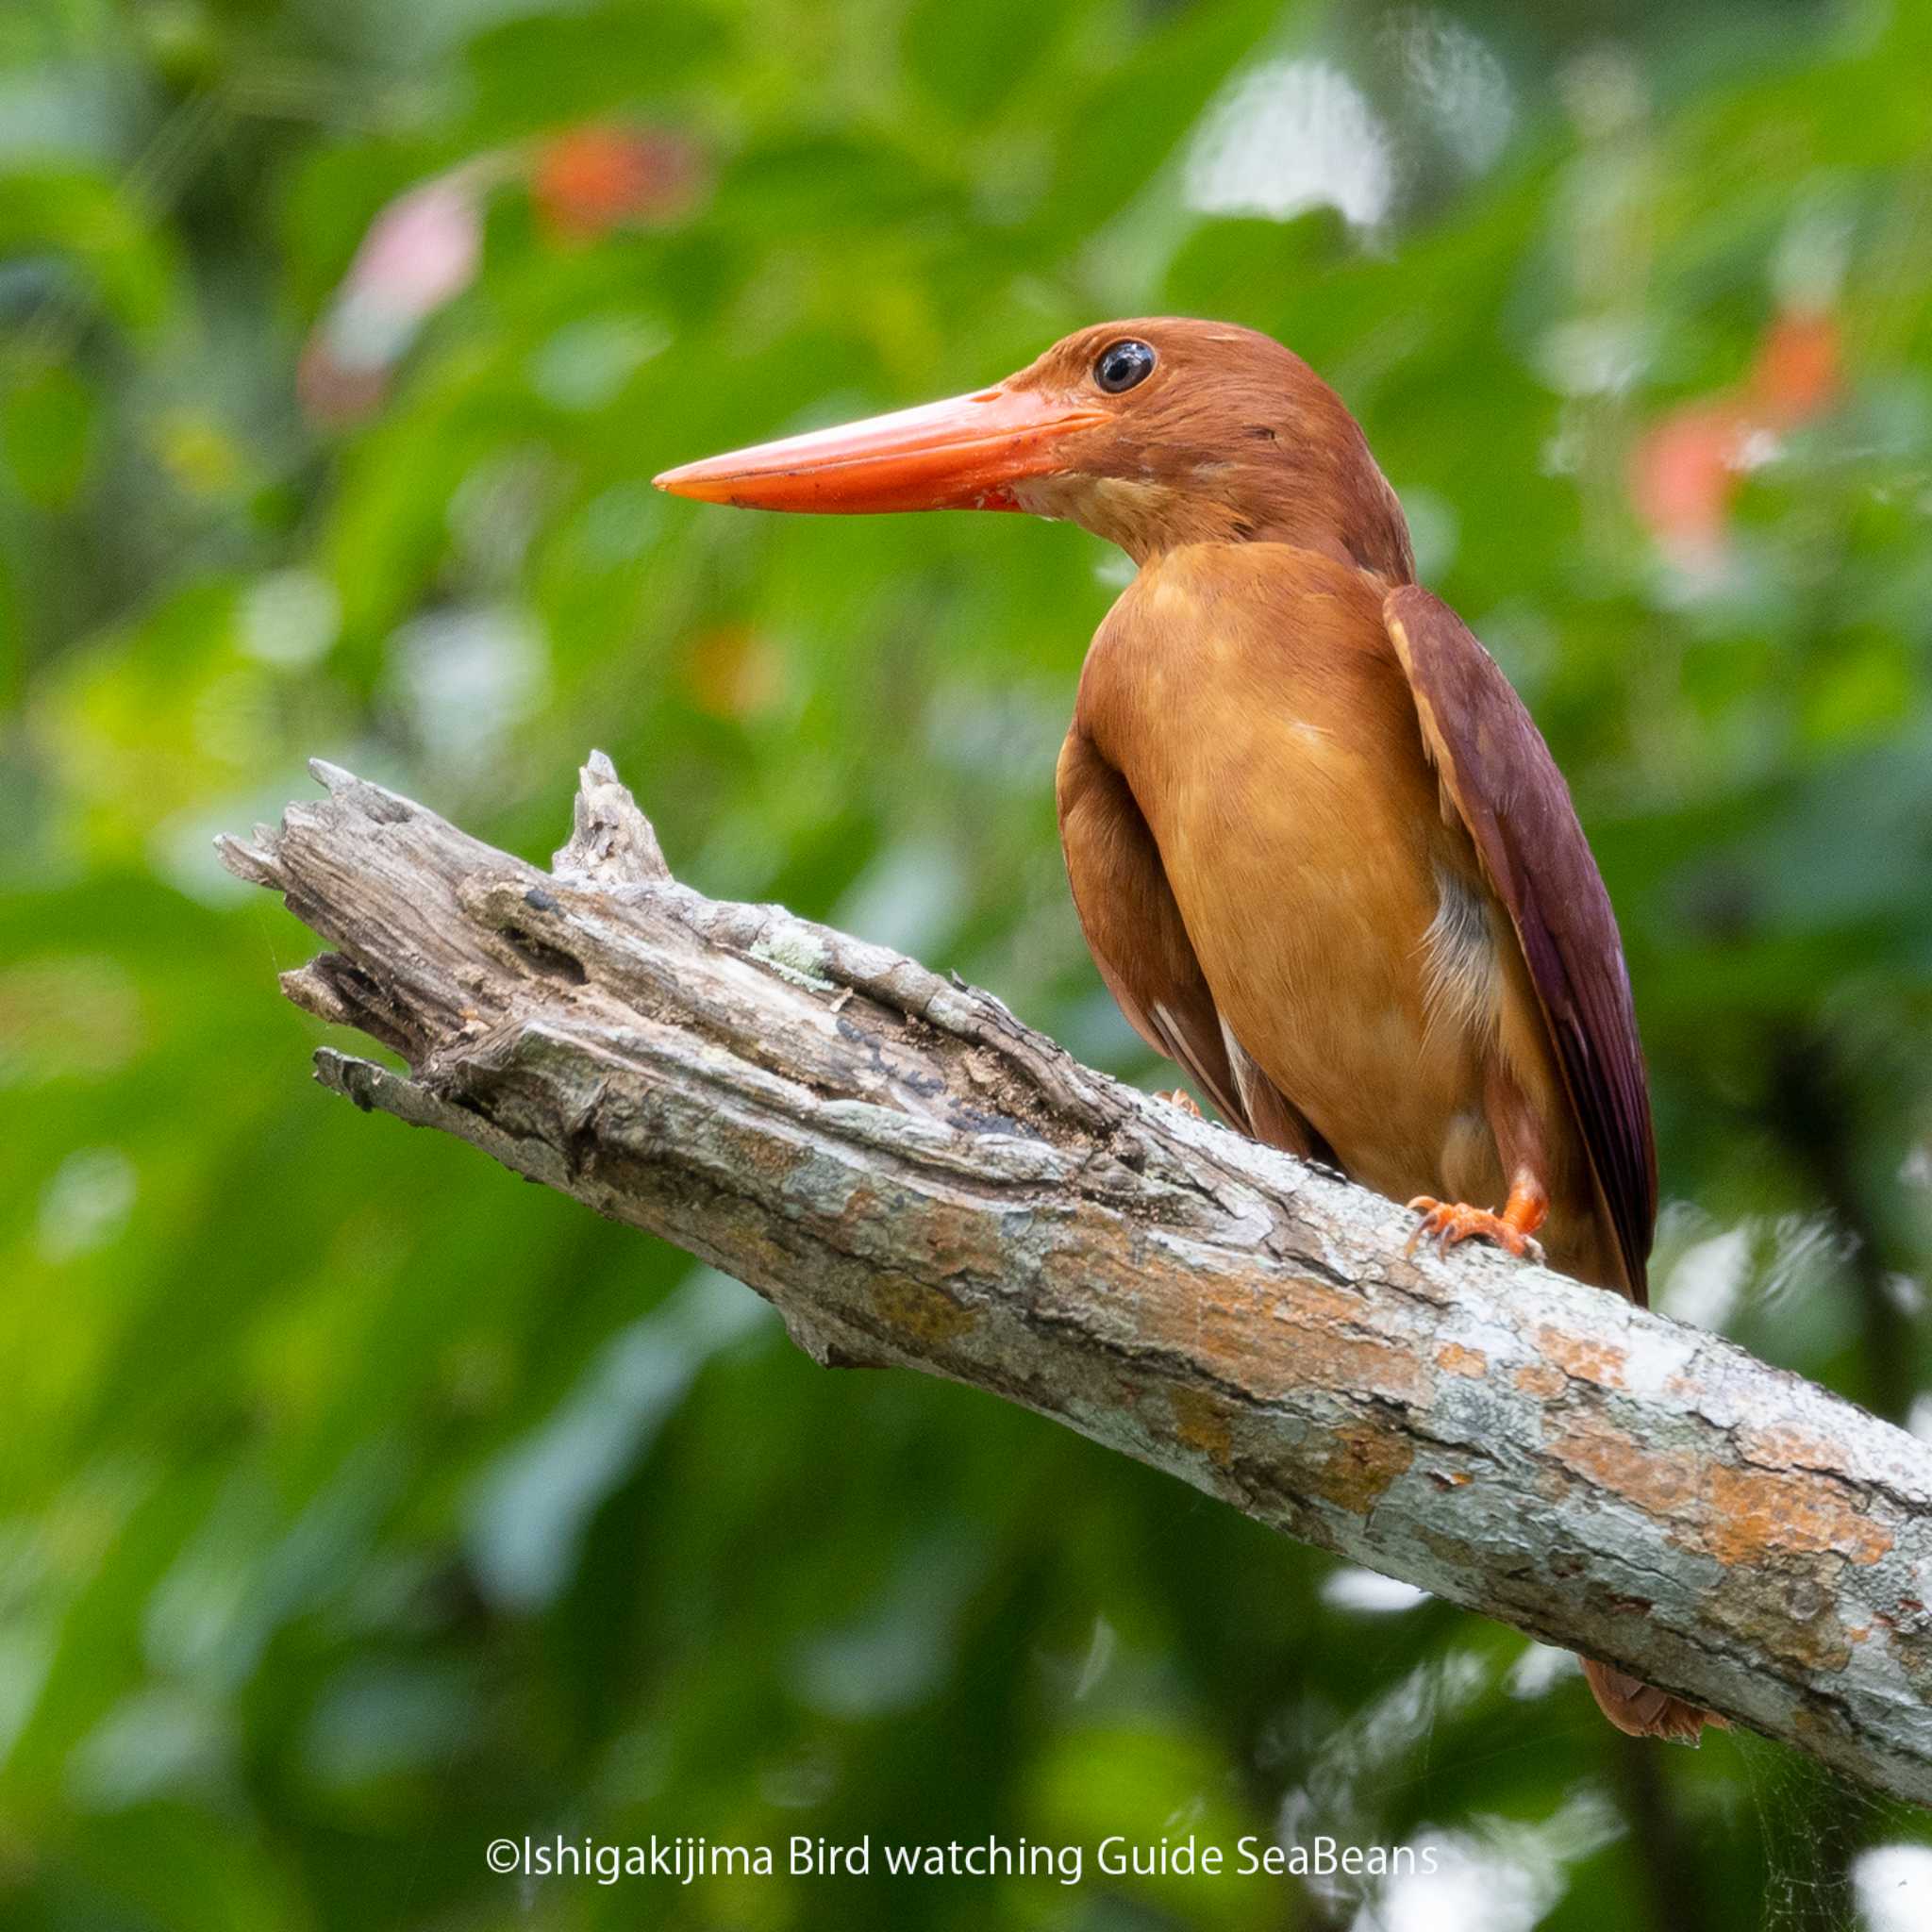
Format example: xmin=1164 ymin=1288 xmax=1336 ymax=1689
xmin=5 ymin=0 xmax=1932 ymax=1925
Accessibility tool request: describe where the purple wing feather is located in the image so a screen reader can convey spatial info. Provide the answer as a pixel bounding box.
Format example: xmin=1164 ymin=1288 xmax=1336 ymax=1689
xmin=1385 ymin=586 xmax=1657 ymax=1302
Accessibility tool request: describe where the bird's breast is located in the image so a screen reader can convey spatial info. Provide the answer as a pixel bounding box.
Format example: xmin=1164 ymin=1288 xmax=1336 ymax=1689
xmin=1075 ymin=543 xmax=1507 ymax=1202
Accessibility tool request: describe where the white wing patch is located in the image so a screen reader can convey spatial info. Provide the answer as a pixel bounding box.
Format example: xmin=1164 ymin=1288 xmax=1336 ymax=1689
xmin=1219 ymin=1014 xmax=1263 ymax=1121
xmin=1420 ymin=865 xmax=1502 ymax=1049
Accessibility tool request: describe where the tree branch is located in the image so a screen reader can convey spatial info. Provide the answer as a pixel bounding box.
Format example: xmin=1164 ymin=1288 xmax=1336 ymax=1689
xmin=219 ymin=755 xmax=1932 ymax=1807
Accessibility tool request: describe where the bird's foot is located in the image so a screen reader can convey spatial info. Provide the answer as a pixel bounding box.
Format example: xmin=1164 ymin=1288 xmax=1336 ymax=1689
xmin=1154 ymin=1089 xmax=1203 ymax=1119
xmin=1404 ymin=1197 xmax=1545 ymax=1264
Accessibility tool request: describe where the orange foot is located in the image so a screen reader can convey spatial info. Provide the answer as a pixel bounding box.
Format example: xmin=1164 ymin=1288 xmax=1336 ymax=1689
xmin=1155 ymin=1089 xmax=1203 ymax=1119
xmin=1405 ymin=1197 xmax=1546 ymax=1264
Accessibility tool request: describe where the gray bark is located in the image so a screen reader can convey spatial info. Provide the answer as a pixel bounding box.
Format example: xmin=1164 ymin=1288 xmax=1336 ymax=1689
xmin=218 ymin=755 xmax=1932 ymax=1808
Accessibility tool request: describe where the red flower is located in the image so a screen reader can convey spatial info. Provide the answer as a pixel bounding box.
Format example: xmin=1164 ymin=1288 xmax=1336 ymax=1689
xmin=532 ymin=125 xmax=702 ymax=242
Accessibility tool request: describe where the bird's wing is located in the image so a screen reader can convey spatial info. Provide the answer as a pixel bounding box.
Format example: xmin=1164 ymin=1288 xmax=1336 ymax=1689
xmin=1384 ymin=586 xmax=1657 ymax=1301
xmin=1057 ymin=728 xmax=1327 ymax=1158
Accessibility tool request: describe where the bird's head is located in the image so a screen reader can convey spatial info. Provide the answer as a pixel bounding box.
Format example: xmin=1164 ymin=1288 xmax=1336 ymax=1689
xmin=654 ymin=317 xmax=1414 ymax=578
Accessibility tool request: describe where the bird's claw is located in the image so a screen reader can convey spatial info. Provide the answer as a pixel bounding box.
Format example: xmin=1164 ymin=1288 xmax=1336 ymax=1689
xmin=1404 ymin=1197 xmax=1544 ymax=1264
xmin=1155 ymin=1089 xmax=1203 ymax=1119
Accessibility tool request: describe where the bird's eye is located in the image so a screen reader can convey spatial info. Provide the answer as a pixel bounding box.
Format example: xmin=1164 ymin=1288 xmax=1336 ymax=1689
xmin=1093 ymin=339 xmax=1157 ymax=394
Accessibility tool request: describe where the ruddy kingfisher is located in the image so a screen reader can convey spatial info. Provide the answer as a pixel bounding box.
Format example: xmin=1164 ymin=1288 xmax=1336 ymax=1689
xmin=655 ymin=318 xmax=1713 ymax=1743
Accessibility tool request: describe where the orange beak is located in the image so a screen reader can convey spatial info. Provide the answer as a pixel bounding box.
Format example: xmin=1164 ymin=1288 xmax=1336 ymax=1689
xmin=652 ymin=384 xmax=1107 ymax=514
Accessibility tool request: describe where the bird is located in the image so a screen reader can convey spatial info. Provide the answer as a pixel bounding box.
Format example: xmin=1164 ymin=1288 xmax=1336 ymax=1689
xmin=654 ymin=317 xmax=1716 ymax=1744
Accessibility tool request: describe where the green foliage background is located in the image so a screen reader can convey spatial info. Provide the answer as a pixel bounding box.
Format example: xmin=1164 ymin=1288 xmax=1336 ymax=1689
xmin=5 ymin=0 xmax=1932 ymax=1926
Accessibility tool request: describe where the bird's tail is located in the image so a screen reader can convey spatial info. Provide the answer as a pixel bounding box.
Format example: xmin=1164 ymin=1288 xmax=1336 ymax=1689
xmin=1582 ymin=1657 xmax=1726 ymax=1742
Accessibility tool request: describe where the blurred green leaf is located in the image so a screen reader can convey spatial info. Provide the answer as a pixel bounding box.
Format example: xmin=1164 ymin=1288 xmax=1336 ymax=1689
xmin=1 ymin=358 xmax=96 ymax=508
